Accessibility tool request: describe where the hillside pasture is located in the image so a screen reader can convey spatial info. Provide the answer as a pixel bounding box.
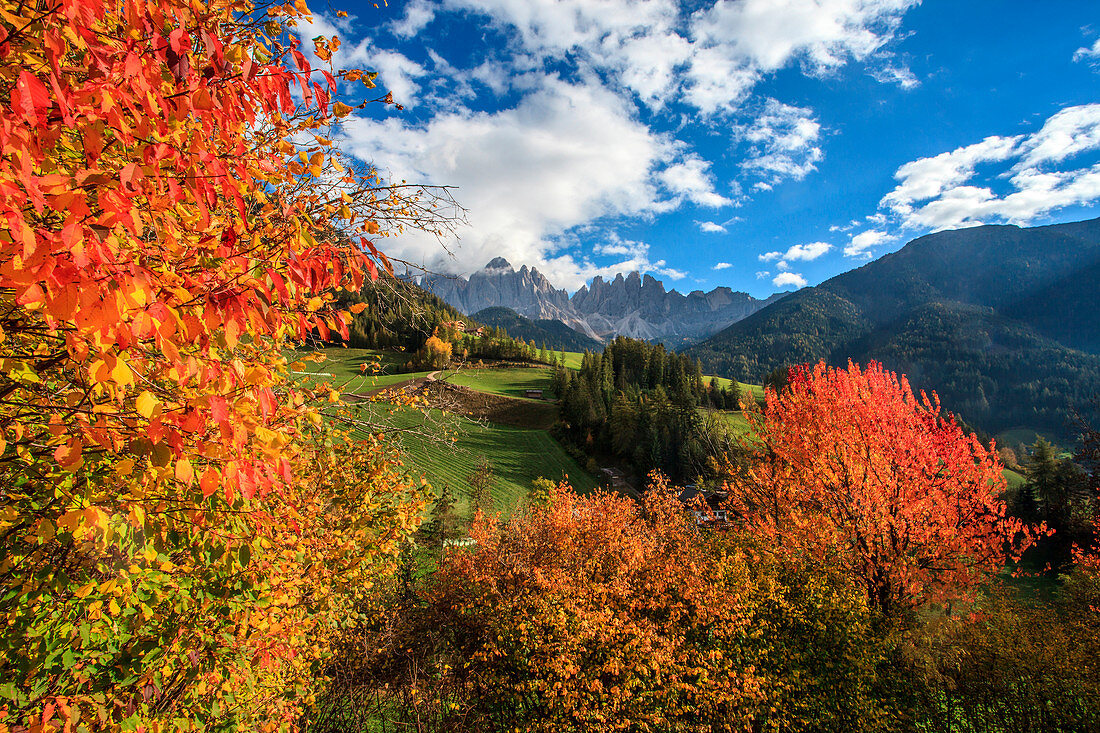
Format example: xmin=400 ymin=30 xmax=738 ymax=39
xmin=560 ymin=350 xmax=586 ymax=369
xmin=287 ymin=347 xmax=431 ymax=393
xmin=445 ymin=366 xmax=553 ymax=400
xmin=351 ymin=404 xmax=598 ymax=516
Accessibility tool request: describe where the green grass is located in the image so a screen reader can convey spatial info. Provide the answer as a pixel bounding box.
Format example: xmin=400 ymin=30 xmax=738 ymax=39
xmin=444 ymin=366 xmax=552 ymax=399
xmin=1003 ymin=468 xmax=1026 ymax=492
xmin=559 ymin=350 xmax=585 ymax=369
xmin=287 ymin=347 xmax=430 ymax=393
xmin=715 ymin=410 xmax=755 ymax=438
xmin=701 ymin=374 xmax=765 ymax=402
xmin=352 ymin=404 xmax=598 ymax=516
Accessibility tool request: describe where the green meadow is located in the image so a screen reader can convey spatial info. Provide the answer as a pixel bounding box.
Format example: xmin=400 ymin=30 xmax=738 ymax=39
xmin=350 ymin=403 xmax=598 ymax=516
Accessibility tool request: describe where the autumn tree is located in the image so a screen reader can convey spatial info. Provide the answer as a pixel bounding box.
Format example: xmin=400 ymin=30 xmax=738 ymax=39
xmin=727 ymin=361 xmax=1040 ymax=616
xmin=315 ymin=476 xmax=904 ymax=732
xmin=419 ymin=332 xmax=453 ymax=369
xmin=421 ymin=478 xmax=771 ymax=732
xmin=0 ymin=0 xmax=449 ymax=727
xmin=468 ymin=454 xmax=494 ymax=514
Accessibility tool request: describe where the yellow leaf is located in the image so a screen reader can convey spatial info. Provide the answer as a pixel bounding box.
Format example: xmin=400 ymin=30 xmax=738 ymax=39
xmin=111 ymin=358 xmax=133 ymax=387
xmin=136 ymin=391 xmax=160 ymax=419
xmin=307 ymin=297 xmax=324 ymax=312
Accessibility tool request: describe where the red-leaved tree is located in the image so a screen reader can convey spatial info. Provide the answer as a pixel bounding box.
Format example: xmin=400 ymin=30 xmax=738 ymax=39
xmin=728 ymin=360 xmax=1041 ymax=616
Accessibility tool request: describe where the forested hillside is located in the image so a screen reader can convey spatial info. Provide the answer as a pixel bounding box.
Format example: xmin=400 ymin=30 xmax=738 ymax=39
xmin=688 ymin=219 xmax=1100 ymax=437
xmin=334 ymin=277 xmax=555 ymax=366
xmin=554 ymin=337 xmax=741 ymax=482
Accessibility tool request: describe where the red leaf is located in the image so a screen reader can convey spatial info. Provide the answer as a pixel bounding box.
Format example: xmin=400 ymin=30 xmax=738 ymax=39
xmin=209 ymin=396 xmax=229 ymax=425
xmin=200 ymin=466 xmax=220 ymax=498
xmin=16 ymin=71 xmax=50 ymax=122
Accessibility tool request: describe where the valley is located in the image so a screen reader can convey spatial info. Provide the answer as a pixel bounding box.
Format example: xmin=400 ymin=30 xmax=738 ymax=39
xmin=9 ymin=3 xmax=1100 ymax=729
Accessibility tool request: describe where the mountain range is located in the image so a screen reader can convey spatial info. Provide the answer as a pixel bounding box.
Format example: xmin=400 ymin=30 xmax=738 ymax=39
xmin=687 ymin=218 xmax=1100 ymax=440
xmin=422 ymin=258 xmax=783 ymax=345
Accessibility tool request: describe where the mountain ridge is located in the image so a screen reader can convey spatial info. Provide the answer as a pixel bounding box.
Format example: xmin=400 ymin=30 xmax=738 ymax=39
xmin=422 ymin=259 xmax=784 ymax=345
xmin=686 ymin=217 xmax=1100 ymax=438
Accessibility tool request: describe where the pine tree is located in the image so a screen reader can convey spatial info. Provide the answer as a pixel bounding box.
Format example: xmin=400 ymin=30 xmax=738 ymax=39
xmin=1025 ymin=438 xmax=1060 ymax=521
xmin=469 ymin=456 xmax=496 ymax=514
xmin=423 ymin=484 xmax=460 ymax=554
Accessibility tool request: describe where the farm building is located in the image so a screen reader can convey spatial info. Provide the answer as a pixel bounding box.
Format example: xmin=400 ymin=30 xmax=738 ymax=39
xmin=677 ymin=485 xmax=730 ymax=525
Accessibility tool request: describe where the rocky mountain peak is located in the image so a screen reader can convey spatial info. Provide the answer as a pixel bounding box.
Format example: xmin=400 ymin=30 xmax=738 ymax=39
xmin=484 ymin=257 xmax=513 ymax=270
xmin=422 ymin=259 xmax=784 ymax=346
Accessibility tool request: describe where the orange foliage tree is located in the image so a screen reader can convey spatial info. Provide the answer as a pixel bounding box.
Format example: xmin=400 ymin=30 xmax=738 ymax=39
xmin=315 ymin=477 xmax=903 ymax=732
xmin=728 ymin=361 xmax=1039 ymax=616
xmin=417 ymin=478 xmax=769 ymax=732
xmin=0 ymin=0 xmax=446 ymax=728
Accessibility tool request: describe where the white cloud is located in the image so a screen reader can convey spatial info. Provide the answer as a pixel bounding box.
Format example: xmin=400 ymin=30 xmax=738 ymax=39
xmin=712 ymin=261 xmax=732 ymax=270
xmin=314 ymin=0 xmax=926 ymax=281
xmin=880 ymin=135 xmax=1022 ymax=221
xmin=871 ymin=64 xmax=919 ymax=89
xmin=589 ymin=235 xmax=688 ymax=280
xmin=392 ymin=0 xmax=436 ymax=38
xmin=444 ymin=0 xmax=688 ymax=107
xmin=659 ymin=154 xmax=734 ymax=208
xmin=783 ymin=241 xmax=833 ymax=261
xmin=759 ymin=241 xmax=832 ymax=262
xmin=685 ymin=0 xmax=920 ymax=112
xmin=683 ymin=46 xmax=760 ymax=114
xmin=1015 ymin=103 xmax=1100 ymax=170
xmin=773 ymin=271 xmax=808 ymax=289
xmin=844 ymin=229 xmax=894 ymax=258
xmin=755 ymin=270 xmax=770 ymax=279
xmin=440 ymin=0 xmax=917 ymax=115
xmin=339 ymin=77 xmax=700 ymax=289
xmin=1074 ymin=38 xmax=1100 ymax=64
xmin=692 ymin=0 xmax=918 ymax=72
xmin=879 ymin=104 xmax=1100 ymax=230
xmin=738 ymin=99 xmax=823 ymax=184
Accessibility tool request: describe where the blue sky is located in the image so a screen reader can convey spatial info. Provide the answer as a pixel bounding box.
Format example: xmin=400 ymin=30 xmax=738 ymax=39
xmin=300 ymin=0 xmax=1100 ymax=297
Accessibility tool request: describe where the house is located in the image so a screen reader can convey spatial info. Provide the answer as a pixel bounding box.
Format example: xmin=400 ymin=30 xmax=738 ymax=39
xmin=524 ymin=388 xmax=544 ymax=399
xmin=677 ymin=485 xmax=730 ymax=525
xmin=600 ymin=467 xmax=628 ymax=490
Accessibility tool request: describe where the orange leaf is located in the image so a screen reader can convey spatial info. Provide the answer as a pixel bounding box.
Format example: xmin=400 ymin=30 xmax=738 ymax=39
xmin=54 ymin=438 xmax=83 ymax=471
xmin=200 ymin=466 xmax=220 ymax=498
xmin=175 ymin=457 xmax=194 ymax=485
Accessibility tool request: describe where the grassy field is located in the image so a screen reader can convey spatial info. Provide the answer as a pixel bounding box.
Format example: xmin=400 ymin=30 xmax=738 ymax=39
xmin=445 ymin=366 xmax=552 ymax=399
xmin=352 ymin=403 xmax=598 ymax=516
xmin=560 ymin=350 xmax=586 ymax=369
xmin=715 ymin=410 xmax=755 ymax=438
xmin=1003 ymin=468 xmax=1026 ymax=492
xmin=287 ymin=347 xmax=431 ymax=392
